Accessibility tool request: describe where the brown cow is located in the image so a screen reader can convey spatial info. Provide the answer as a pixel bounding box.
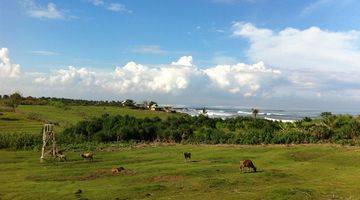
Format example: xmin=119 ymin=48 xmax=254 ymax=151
xmin=112 ymin=166 xmax=125 ymax=174
xmin=57 ymin=154 xmax=67 ymax=161
xmin=240 ymin=160 xmax=257 ymax=172
xmin=81 ymin=152 xmax=94 ymax=161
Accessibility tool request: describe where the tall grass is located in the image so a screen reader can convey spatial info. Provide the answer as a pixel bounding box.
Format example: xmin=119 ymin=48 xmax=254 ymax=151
xmin=0 ymin=132 xmax=42 ymax=150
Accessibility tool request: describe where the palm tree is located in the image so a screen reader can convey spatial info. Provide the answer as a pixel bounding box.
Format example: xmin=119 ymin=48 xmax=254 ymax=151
xmin=251 ymin=108 xmax=259 ymax=118
xmin=202 ymin=107 xmax=207 ymax=115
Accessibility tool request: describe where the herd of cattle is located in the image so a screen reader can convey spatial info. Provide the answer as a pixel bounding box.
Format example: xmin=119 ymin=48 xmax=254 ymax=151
xmin=55 ymin=151 xmax=257 ymax=173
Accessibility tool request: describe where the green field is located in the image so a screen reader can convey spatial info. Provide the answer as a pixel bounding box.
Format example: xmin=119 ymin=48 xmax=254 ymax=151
xmin=0 ymin=105 xmax=177 ymax=134
xmin=0 ymin=144 xmax=359 ymax=199
xmin=1 ymin=105 xmax=359 ymax=199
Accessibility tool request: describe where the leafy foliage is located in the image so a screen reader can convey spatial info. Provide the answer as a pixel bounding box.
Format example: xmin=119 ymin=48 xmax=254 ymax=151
xmin=59 ymin=113 xmax=360 ymax=145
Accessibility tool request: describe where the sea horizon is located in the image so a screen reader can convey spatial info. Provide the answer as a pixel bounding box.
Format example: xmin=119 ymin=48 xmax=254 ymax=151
xmin=167 ymin=105 xmax=360 ymax=121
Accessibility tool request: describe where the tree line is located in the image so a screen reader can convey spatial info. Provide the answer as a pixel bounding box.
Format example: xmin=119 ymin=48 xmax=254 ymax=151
xmin=0 ymin=92 xmax=153 ymax=111
xmin=59 ymin=112 xmax=360 ymax=145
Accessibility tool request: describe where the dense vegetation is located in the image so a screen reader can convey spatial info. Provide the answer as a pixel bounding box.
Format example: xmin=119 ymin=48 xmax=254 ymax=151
xmin=0 ymin=93 xmax=125 ymax=107
xmin=1 ymin=93 xmax=359 ymax=149
xmin=0 ymin=104 xmax=178 ymax=149
xmin=58 ymin=112 xmax=360 ymax=146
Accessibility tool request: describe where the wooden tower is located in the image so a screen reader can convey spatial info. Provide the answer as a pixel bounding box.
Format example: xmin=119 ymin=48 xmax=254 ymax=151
xmin=40 ymin=124 xmax=57 ymax=160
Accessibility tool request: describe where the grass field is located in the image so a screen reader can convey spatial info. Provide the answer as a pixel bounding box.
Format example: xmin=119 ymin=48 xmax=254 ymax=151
xmin=1 ymin=144 xmax=359 ymax=199
xmin=0 ymin=105 xmax=178 ymax=134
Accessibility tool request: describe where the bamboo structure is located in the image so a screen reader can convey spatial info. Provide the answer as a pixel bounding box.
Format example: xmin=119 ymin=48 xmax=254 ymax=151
xmin=40 ymin=124 xmax=57 ymax=160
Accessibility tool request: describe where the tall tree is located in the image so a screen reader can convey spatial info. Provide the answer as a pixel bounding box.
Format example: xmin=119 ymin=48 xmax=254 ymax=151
xmin=122 ymin=99 xmax=135 ymax=107
xmin=2 ymin=92 xmax=23 ymax=112
xmin=251 ymin=108 xmax=259 ymax=119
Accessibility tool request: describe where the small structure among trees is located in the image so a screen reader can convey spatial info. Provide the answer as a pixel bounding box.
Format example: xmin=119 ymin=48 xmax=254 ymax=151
xmin=40 ymin=124 xmax=58 ymax=161
xmin=150 ymin=103 xmax=159 ymax=111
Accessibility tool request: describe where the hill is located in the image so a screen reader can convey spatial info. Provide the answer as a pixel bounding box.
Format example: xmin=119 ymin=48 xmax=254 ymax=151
xmin=0 ymin=105 xmax=178 ymax=134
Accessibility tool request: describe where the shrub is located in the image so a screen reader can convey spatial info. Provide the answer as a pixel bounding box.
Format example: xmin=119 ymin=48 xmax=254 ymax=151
xmin=0 ymin=132 xmax=42 ymax=150
xmin=49 ymin=113 xmax=360 ymax=146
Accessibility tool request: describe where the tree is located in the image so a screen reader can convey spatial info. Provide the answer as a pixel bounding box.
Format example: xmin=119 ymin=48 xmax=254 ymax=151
xmin=122 ymin=99 xmax=135 ymax=107
xmin=201 ymin=107 xmax=207 ymax=115
xmin=320 ymin=112 xmax=332 ymax=118
xmin=2 ymin=92 xmax=23 ymax=112
xmin=251 ymin=108 xmax=259 ymax=118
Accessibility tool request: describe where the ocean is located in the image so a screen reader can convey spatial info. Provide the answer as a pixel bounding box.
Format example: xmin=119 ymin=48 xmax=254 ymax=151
xmin=172 ymin=106 xmax=359 ymax=122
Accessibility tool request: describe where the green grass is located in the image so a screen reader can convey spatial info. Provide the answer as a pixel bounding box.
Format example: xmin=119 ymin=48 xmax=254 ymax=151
xmin=0 ymin=144 xmax=359 ymax=199
xmin=0 ymin=105 xmax=178 ymax=134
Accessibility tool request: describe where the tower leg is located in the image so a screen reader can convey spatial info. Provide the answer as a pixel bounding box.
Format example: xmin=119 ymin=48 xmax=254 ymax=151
xmin=52 ymin=132 xmax=56 ymax=157
xmin=41 ymin=138 xmax=48 ymax=160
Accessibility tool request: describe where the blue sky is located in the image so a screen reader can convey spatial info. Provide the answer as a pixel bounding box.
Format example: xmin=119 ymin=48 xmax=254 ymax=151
xmin=1 ymin=0 xmax=360 ymax=111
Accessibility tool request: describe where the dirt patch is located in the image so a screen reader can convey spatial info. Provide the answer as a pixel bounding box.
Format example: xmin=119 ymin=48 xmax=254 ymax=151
xmin=265 ymin=169 xmax=292 ymax=179
xmin=80 ymin=169 xmax=111 ymax=181
xmin=81 ymin=168 xmax=136 ymax=180
xmin=114 ymin=169 xmax=137 ymax=176
xmin=288 ymin=151 xmax=326 ymax=162
xmin=150 ymin=175 xmax=183 ymax=183
xmin=26 ymin=168 xmax=136 ymax=182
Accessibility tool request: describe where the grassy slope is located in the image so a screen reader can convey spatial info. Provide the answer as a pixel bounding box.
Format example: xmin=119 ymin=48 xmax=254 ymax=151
xmin=0 ymin=144 xmax=359 ymax=200
xmin=0 ymin=105 xmax=177 ymax=134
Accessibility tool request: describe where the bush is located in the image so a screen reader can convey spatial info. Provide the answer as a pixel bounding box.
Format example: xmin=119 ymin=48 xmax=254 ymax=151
xmin=27 ymin=112 xmax=44 ymax=121
xmin=26 ymin=113 xmax=360 ymax=147
xmin=0 ymin=132 xmax=42 ymax=150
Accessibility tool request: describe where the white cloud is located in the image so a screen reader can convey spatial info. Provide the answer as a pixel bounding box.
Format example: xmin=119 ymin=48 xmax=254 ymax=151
xmin=3 ymin=38 xmax=360 ymax=108
xmin=300 ymin=0 xmax=355 ymax=16
xmin=231 ymin=21 xmax=360 ymax=101
xmin=107 ymin=3 xmax=131 ymax=13
xmin=107 ymin=57 xmax=199 ymax=94
xmin=29 ymin=55 xmax=279 ymax=98
xmin=171 ymin=56 xmax=194 ymax=67
xmin=232 ymin=22 xmax=360 ymax=72
xmin=35 ymin=66 xmax=98 ymax=87
xmin=204 ymin=61 xmax=281 ymax=96
xmin=87 ymin=0 xmax=132 ymax=13
xmin=89 ymin=0 xmax=104 ymax=6
xmin=23 ymin=1 xmax=66 ymax=20
xmin=301 ymin=0 xmax=332 ymax=16
xmin=0 ymin=48 xmax=21 ymax=78
xmin=30 ymin=50 xmax=59 ymax=56
xmin=104 ymin=56 xmax=281 ymax=97
xmin=132 ymin=45 xmax=166 ymax=55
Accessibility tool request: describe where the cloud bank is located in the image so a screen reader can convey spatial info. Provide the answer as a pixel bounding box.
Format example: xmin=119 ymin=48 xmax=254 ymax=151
xmin=1 ymin=48 xmax=282 ymax=101
xmin=2 ymin=22 xmax=360 ymax=108
xmin=232 ymin=22 xmax=360 ymax=101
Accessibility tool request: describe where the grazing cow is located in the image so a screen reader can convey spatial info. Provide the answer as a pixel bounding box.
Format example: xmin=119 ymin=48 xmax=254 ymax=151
xmin=57 ymin=154 xmax=67 ymax=161
xmin=184 ymin=152 xmax=191 ymax=162
xmin=81 ymin=152 xmax=94 ymax=161
xmin=112 ymin=166 xmax=125 ymax=174
xmin=240 ymin=160 xmax=257 ymax=172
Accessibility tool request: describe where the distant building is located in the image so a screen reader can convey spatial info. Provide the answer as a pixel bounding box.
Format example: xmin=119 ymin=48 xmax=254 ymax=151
xmin=164 ymin=106 xmax=174 ymax=113
xmin=150 ymin=104 xmax=158 ymax=111
xmin=136 ymin=104 xmax=146 ymax=109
